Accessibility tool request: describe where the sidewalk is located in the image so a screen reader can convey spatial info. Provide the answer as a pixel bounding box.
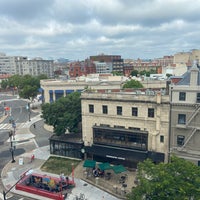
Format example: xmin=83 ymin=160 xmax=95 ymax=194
xmin=0 ymin=115 xmax=120 ymax=200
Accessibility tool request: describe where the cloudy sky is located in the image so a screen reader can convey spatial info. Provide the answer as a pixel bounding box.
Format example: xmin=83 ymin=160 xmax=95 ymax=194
xmin=0 ymin=0 xmax=200 ymax=60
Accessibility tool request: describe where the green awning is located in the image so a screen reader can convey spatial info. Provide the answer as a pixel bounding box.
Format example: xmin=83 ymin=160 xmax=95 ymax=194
xmin=98 ymin=162 xmax=112 ymax=171
xmin=112 ymin=165 xmax=127 ymax=174
xmin=83 ymin=160 xmax=96 ymax=168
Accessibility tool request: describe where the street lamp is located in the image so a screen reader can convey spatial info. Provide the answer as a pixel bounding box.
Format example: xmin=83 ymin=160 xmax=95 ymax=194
xmin=9 ymin=131 xmax=16 ymax=163
xmin=3 ymin=169 xmax=33 ymax=200
xmin=26 ymin=103 xmax=31 ymax=121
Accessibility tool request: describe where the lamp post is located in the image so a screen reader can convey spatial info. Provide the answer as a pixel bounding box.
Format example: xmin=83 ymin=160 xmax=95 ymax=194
xmin=71 ymin=163 xmax=74 ymax=184
xmin=26 ymin=103 xmax=31 ymax=121
xmin=3 ymin=169 xmax=32 ymax=200
xmin=9 ymin=131 xmax=16 ymax=163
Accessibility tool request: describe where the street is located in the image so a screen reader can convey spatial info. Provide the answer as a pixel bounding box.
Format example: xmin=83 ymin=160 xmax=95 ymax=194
xmin=0 ymin=95 xmax=52 ymax=200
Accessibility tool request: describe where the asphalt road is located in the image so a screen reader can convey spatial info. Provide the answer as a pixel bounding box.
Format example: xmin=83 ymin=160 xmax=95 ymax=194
xmin=0 ymin=95 xmax=52 ymax=199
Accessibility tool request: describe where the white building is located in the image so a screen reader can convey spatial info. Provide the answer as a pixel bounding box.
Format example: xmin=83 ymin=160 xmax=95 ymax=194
xmin=0 ymin=53 xmax=54 ymax=78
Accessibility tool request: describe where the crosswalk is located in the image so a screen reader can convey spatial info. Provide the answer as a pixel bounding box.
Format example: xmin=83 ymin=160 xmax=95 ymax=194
xmin=0 ymin=122 xmax=29 ymax=131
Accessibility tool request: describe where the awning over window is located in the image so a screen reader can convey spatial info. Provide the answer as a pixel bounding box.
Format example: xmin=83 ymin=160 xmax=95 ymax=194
xmin=83 ymin=160 xmax=96 ymax=168
xmin=66 ymin=90 xmax=74 ymax=94
xmin=55 ymin=90 xmax=64 ymax=94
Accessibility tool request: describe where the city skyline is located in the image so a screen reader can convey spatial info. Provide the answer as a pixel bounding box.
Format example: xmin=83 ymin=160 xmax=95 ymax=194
xmin=0 ymin=0 xmax=200 ymax=60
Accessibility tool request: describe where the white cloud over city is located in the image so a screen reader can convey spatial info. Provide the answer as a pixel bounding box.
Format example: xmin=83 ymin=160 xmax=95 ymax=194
xmin=0 ymin=0 xmax=200 ymax=60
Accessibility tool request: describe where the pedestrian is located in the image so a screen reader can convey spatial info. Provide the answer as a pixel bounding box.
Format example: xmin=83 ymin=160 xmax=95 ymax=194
xmin=33 ymin=123 xmax=36 ymax=128
xmin=31 ymin=154 xmax=35 ymax=162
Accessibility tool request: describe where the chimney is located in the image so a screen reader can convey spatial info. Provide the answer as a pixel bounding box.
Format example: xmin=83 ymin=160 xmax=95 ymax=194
xmin=190 ymin=60 xmax=199 ymax=86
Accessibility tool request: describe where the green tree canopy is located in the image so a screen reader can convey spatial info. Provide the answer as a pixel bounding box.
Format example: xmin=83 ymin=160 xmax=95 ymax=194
xmin=112 ymin=71 xmax=123 ymax=76
xmin=123 ymin=79 xmax=143 ymax=89
xmin=130 ymin=70 xmax=139 ymax=77
xmin=1 ymin=74 xmax=48 ymax=100
xmin=127 ymin=156 xmax=200 ymax=200
xmin=41 ymin=92 xmax=81 ymax=136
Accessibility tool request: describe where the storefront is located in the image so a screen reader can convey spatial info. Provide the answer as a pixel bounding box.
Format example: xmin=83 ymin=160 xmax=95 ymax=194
xmin=49 ymin=134 xmax=84 ymax=159
xmin=84 ymin=144 xmax=164 ymax=168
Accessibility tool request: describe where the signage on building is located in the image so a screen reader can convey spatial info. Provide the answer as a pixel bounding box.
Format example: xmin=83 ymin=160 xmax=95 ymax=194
xmin=106 ymin=155 xmax=125 ymax=160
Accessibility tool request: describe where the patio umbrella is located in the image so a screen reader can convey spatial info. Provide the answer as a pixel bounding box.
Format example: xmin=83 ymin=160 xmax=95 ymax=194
xmin=83 ymin=160 xmax=96 ymax=168
xmin=98 ymin=162 xmax=112 ymax=171
xmin=112 ymin=165 xmax=127 ymax=174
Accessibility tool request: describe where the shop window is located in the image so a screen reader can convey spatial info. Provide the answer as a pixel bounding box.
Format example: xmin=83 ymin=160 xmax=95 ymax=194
xmin=132 ymin=107 xmax=138 ymax=116
xmin=148 ymin=108 xmax=154 ymax=118
xmin=178 ymin=114 xmax=186 ymax=124
xmin=114 ymin=125 xmax=125 ymax=129
xmin=160 ymin=135 xmax=164 ymax=143
xmin=117 ymin=106 xmax=122 ymax=115
xmin=197 ymin=93 xmax=200 ymax=103
xmin=129 ymin=127 xmax=140 ymax=130
xmin=89 ymin=104 xmax=94 ymax=113
xmin=177 ymin=135 xmax=185 ymax=146
xmin=102 ymin=105 xmax=108 ymax=114
xmin=179 ymin=92 xmax=186 ymax=101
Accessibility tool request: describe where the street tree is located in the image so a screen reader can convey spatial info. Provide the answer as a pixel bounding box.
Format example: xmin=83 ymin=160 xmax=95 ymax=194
xmin=130 ymin=70 xmax=139 ymax=77
xmin=0 ymin=74 xmax=48 ymax=100
xmin=123 ymin=79 xmax=143 ymax=89
xmin=127 ymin=156 xmax=200 ymax=200
xmin=41 ymin=92 xmax=81 ymax=136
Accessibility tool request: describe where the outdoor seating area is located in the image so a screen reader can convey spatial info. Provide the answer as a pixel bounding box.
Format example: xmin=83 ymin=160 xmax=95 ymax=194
xmin=82 ymin=160 xmax=137 ymax=198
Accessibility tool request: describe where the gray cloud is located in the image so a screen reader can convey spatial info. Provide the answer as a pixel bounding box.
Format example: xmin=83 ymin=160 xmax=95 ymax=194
xmin=0 ymin=0 xmax=200 ymax=60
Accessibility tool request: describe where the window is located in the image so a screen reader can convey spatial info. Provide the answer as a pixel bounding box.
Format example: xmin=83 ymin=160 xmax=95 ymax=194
xmin=132 ymin=107 xmax=138 ymax=116
xmin=197 ymin=93 xmax=200 ymax=103
xmin=114 ymin=125 xmax=125 ymax=129
xmin=117 ymin=106 xmax=122 ymax=115
xmin=160 ymin=135 xmax=164 ymax=143
xmin=129 ymin=127 xmax=141 ymax=130
xmin=177 ymin=135 xmax=185 ymax=146
xmin=148 ymin=108 xmax=154 ymax=118
xmin=179 ymin=92 xmax=186 ymax=101
xmin=102 ymin=105 xmax=108 ymax=114
xmin=89 ymin=104 xmax=94 ymax=113
xmin=178 ymin=114 xmax=186 ymax=124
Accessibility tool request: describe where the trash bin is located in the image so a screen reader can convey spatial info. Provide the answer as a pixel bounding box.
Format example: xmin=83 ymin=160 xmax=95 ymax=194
xmin=95 ymin=177 xmax=99 ymax=185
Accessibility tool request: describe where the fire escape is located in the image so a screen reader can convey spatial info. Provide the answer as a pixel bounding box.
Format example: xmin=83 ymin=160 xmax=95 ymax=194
xmin=179 ymin=105 xmax=200 ymax=151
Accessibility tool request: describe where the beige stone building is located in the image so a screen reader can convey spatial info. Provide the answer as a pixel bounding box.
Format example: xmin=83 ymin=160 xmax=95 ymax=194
xmin=170 ymin=62 xmax=200 ymax=165
xmin=81 ymin=90 xmax=170 ymax=167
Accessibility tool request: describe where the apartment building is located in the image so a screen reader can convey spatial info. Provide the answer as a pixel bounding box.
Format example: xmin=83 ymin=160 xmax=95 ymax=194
xmin=90 ymin=54 xmax=124 ymax=74
xmin=0 ymin=53 xmax=26 ymax=74
xmin=0 ymin=53 xmax=54 ymax=77
xmin=15 ymin=57 xmax=54 ymax=78
xmin=170 ymin=61 xmax=200 ymax=165
xmin=81 ymin=90 xmax=170 ymax=168
xmin=69 ymin=59 xmax=96 ymax=77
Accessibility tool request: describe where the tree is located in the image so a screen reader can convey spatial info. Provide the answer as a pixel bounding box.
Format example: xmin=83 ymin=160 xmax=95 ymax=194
xmin=127 ymin=156 xmax=200 ymax=200
xmin=0 ymin=74 xmax=48 ymax=100
xmin=112 ymin=71 xmax=123 ymax=76
xmin=41 ymin=92 xmax=81 ymax=136
xmin=123 ymin=79 xmax=143 ymax=89
xmin=130 ymin=70 xmax=139 ymax=77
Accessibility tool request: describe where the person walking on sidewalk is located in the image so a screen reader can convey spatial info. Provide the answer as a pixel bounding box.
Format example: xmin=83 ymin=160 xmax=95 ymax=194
xmin=31 ymin=154 xmax=35 ymax=162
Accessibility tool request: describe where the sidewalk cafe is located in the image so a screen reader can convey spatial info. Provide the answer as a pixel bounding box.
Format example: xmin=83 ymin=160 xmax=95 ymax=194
xmin=82 ymin=159 xmax=133 ymax=198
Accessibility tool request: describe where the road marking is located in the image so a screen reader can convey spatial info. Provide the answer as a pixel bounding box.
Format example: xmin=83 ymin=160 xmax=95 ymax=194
xmin=32 ymin=138 xmax=39 ymax=148
xmin=0 ymin=123 xmax=11 ymax=129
